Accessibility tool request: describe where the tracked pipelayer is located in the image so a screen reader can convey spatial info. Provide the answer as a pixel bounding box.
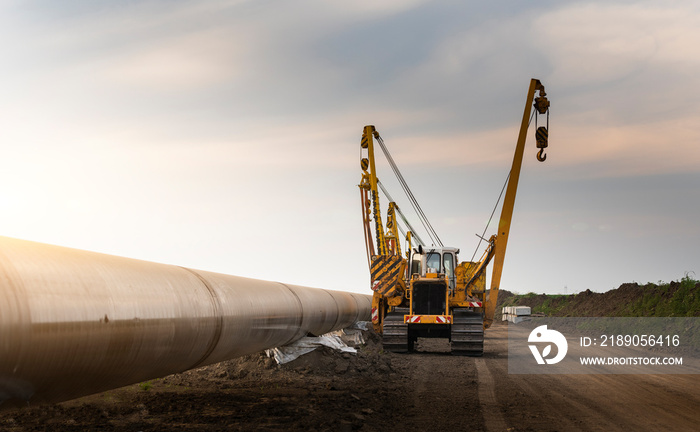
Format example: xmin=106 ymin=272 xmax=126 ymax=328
xmin=359 ymin=78 xmax=551 ymax=356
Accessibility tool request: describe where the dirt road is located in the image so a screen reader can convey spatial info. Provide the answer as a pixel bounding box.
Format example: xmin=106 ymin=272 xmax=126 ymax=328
xmin=2 ymin=324 xmax=699 ymax=431
xmin=472 ymin=325 xmax=700 ymax=431
xmin=398 ymin=325 xmax=699 ymax=431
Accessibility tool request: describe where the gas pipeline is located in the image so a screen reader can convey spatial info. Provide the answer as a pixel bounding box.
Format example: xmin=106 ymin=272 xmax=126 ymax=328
xmin=0 ymin=236 xmax=371 ymax=408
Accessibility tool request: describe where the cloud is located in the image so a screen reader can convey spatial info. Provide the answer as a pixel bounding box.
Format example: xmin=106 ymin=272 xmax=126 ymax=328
xmin=372 ymin=1 xmax=700 ymax=177
xmin=374 ymin=124 xmax=523 ymax=168
xmin=548 ymin=114 xmax=700 ymax=178
xmin=534 ymin=2 xmax=700 ymax=127
xmin=98 ymin=28 xmax=249 ymax=91
xmin=535 ymin=4 xmax=658 ymax=86
xmin=536 ymin=2 xmax=700 ymax=86
xmin=332 ymin=0 xmax=430 ymax=17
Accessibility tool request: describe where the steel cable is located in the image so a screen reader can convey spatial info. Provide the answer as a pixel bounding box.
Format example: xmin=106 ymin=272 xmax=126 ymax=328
xmin=375 ymin=134 xmax=443 ymax=247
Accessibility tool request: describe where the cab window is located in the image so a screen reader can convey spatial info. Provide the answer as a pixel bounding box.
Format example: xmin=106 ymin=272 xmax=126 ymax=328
xmin=426 ymin=252 xmax=441 ymax=273
xmin=443 ymin=252 xmax=455 ymax=291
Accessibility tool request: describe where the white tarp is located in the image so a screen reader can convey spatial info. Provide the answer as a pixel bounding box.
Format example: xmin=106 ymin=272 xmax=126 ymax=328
xmin=265 ymin=327 xmax=365 ymax=364
xmin=351 ymin=321 xmax=371 ymax=331
xmin=334 ymin=328 xmax=365 ymax=347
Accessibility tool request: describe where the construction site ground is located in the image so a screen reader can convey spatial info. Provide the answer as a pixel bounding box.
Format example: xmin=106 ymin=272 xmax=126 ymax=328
xmin=2 ymin=322 xmax=699 ymax=431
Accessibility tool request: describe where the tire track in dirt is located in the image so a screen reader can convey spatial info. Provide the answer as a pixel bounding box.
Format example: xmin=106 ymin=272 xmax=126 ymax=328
xmin=401 ymin=339 xmax=483 ymax=430
xmin=563 ymin=373 xmax=700 ymax=430
xmin=474 ymin=358 xmax=508 ymax=432
xmin=488 ymin=325 xmax=637 ymax=431
xmin=482 ymin=325 xmax=589 ymax=431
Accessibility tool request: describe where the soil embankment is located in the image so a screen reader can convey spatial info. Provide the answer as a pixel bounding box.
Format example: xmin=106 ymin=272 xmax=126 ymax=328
xmin=497 ymin=276 xmax=700 ymax=318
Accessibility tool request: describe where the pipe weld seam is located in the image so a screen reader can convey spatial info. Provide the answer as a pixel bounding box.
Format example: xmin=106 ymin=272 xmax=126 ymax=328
xmin=179 ymin=267 xmax=224 ymax=369
xmin=276 ymin=282 xmax=309 ymax=346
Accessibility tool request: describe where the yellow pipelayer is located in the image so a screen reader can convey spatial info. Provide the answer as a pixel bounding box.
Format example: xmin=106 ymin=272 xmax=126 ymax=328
xmin=358 ymin=79 xmax=550 ymax=355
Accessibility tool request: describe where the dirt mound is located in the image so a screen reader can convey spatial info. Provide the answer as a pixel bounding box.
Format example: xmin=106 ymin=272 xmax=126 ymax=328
xmin=493 ymin=289 xmax=515 ymax=319
xmin=559 ymin=283 xmax=645 ymax=317
xmin=160 ymin=352 xmax=279 ymax=388
xmin=499 ymin=277 xmax=700 ymax=317
xmin=158 ymin=325 xmax=394 ymax=388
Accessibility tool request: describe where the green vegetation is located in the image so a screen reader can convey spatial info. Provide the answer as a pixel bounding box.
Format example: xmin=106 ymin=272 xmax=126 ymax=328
xmin=534 ymin=295 xmax=569 ymax=316
xmin=624 ymin=275 xmax=700 ymax=317
xmin=139 ymin=381 xmax=153 ymax=391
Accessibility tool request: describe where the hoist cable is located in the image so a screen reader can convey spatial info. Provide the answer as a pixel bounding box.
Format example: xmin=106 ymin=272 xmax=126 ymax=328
xmin=378 ymin=180 xmax=426 ymax=247
xmin=469 ymin=110 xmax=537 ymax=262
xmin=470 ymin=172 xmax=509 ymax=263
xmin=375 ymin=134 xmax=444 ymax=247
xmin=377 ymin=139 xmax=438 ymax=246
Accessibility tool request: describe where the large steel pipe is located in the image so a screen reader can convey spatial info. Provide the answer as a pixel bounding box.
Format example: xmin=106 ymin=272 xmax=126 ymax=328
xmin=0 ymin=236 xmax=371 ymax=409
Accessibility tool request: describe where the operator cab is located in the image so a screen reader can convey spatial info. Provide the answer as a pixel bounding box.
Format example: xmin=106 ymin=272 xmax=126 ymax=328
xmin=410 ymin=246 xmax=460 ymax=293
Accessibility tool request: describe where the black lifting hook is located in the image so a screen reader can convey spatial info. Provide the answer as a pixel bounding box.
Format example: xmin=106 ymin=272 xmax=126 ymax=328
xmin=535 ymin=126 xmax=548 ymax=162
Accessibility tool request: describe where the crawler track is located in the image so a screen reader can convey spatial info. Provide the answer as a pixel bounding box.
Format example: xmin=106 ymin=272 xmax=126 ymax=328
xmin=450 ymin=309 xmax=484 ymax=356
xmin=382 ymin=307 xmax=411 ymax=352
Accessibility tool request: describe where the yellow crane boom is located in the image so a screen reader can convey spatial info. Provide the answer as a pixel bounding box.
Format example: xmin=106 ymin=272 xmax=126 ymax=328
xmin=484 ymin=78 xmax=549 ymax=327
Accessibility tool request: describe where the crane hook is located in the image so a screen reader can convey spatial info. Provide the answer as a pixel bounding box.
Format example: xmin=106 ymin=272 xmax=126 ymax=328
xmin=535 ymin=126 xmax=548 ymax=163
xmin=537 ymin=148 xmax=547 ymax=162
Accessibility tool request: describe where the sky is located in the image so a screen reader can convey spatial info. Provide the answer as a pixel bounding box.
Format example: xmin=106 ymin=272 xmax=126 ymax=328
xmin=0 ymin=0 xmax=698 ymax=295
